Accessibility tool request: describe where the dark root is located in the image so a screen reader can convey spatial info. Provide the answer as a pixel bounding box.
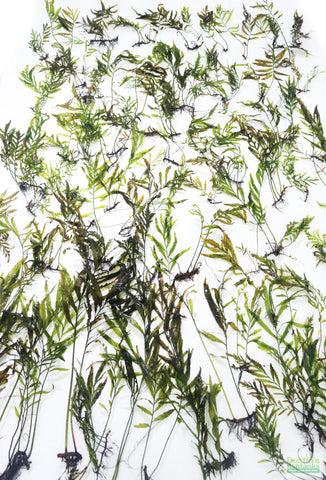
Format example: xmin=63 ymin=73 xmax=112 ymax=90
xmin=227 ymin=411 xmax=257 ymax=440
xmin=0 ymin=451 xmax=30 ymax=480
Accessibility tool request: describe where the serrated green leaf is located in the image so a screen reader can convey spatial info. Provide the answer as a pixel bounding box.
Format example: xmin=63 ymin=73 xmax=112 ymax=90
xmin=138 ymin=405 xmax=152 ymax=416
xmin=154 ymin=409 xmax=174 ymax=422
xmin=134 ymin=423 xmax=150 ymax=428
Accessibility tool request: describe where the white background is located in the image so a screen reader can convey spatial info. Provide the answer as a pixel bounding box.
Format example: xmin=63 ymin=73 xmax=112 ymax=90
xmin=1 ymin=1 xmax=326 ymax=480
xmin=1 ymin=0 xmax=326 ymax=128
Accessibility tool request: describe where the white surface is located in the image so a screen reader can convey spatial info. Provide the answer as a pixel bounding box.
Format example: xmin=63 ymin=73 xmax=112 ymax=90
xmin=1 ymin=0 xmax=326 ymax=126
xmin=0 ymin=1 xmax=326 ymax=480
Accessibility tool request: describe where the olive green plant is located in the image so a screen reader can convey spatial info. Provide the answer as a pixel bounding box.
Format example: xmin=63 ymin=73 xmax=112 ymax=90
xmin=0 ymin=1 xmax=326 ymax=479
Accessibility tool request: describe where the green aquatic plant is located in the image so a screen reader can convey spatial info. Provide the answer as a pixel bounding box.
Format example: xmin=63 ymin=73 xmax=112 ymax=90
xmin=0 ymin=1 xmax=326 ymax=479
